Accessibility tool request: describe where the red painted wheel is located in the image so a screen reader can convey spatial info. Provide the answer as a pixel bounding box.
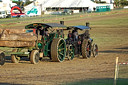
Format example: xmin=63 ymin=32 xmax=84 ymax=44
xmin=92 ymin=43 xmax=98 ymax=57
xmin=82 ymin=39 xmax=91 ymax=58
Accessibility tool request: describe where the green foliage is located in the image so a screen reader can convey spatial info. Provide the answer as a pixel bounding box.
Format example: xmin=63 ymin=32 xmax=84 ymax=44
xmin=12 ymin=1 xmax=33 ymax=6
xmin=114 ymin=0 xmax=120 ymax=7
xmin=94 ymin=1 xmax=106 ymax=3
xmin=120 ymin=1 xmax=128 ymax=6
xmin=24 ymin=1 xmax=33 ymax=6
xmin=12 ymin=1 xmax=22 ymax=6
xmin=114 ymin=0 xmax=128 ymax=8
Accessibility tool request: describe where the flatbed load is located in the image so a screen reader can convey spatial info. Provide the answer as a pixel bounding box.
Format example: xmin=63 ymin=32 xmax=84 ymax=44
xmin=0 ymin=29 xmax=37 ymax=47
xmin=0 ymin=28 xmax=40 ymax=65
xmin=0 ymin=28 xmax=26 ymax=34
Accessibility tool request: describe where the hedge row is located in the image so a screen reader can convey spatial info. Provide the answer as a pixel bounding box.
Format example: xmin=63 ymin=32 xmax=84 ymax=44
xmin=120 ymin=1 xmax=128 ymax=6
xmin=95 ymin=1 xmax=106 ymax=3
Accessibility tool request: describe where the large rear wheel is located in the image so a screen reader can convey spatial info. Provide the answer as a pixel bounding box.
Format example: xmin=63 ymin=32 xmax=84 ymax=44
xmin=82 ymin=39 xmax=91 ymax=58
xmin=30 ymin=50 xmax=40 ymax=64
xmin=0 ymin=53 xmax=5 ymax=66
xmin=51 ymin=38 xmax=66 ymax=62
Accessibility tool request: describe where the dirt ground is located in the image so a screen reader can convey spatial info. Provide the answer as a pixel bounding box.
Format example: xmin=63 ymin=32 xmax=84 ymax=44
xmin=0 ymin=11 xmax=128 ymax=85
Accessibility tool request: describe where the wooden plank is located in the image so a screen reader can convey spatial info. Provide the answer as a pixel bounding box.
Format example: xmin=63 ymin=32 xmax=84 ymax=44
xmin=0 ymin=30 xmax=37 ymax=41
xmin=0 ymin=41 xmax=35 ymax=47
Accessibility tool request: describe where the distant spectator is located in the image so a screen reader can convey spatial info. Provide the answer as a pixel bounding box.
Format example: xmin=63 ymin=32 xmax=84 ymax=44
xmin=68 ymin=31 xmax=72 ymax=39
xmin=78 ymin=35 xmax=82 ymax=54
xmin=73 ymin=30 xmax=78 ymax=41
xmin=84 ymin=30 xmax=90 ymax=39
xmin=45 ymin=29 xmax=49 ymax=37
xmin=93 ymin=7 xmax=96 ymax=11
xmin=67 ymin=31 xmax=73 ymax=44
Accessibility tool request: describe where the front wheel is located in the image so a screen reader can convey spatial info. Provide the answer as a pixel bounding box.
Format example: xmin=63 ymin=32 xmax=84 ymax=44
xmin=82 ymin=39 xmax=91 ymax=58
xmin=30 ymin=50 xmax=40 ymax=64
xmin=0 ymin=53 xmax=5 ymax=66
xmin=66 ymin=45 xmax=74 ymax=60
xmin=92 ymin=44 xmax=98 ymax=57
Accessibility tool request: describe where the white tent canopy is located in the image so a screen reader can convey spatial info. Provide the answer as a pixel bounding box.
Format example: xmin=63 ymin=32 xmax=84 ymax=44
xmin=35 ymin=0 xmax=97 ymax=8
xmin=43 ymin=0 xmax=63 ymax=7
xmin=52 ymin=0 xmax=77 ymax=7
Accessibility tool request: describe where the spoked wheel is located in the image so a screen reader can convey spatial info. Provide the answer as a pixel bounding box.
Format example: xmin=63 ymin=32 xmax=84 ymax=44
xmin=0 ymin=53 xmax=5 ymax=66
xmin=30 ymin=50 xmax=40 ymax=64
xmin=82 ymin=39 xmax=91 ymax=58
xmin=51 ymin=38 xmax=66 ymax=62
xmin=66 ymin=45 xmax=74 ymax=60
xmin=92 ymin=43 xmax=98 ymax=57
xmin=11 ymin=49 xmax=20 ymax=63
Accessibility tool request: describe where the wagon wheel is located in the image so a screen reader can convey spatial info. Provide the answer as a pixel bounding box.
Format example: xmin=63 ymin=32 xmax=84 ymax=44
xmin=0 ymin=53 xmax=5 ymax=66
xmin=51 ymin=38 xmax=66 ymax=62
xmin=11 ymin=49 xmax=20 ymax=63
xmin=30 ymin=50 xmax=40 ymax=64
xmin=67 ymin=45 xmax=74 ymax=60
xmin=92 ymin=43 xmax=98 ymax=57
xmin=82 ymin=39 xmax=91 ymax=58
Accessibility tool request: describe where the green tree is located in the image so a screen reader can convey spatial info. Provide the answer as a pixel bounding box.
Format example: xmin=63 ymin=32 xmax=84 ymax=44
xmin=114 ymin=0 xmax=128 ymax=8
xmin=120 ymin=0 xmax=128 ymax=7
xmin=114 ymin=0 xmax=120 ymax=7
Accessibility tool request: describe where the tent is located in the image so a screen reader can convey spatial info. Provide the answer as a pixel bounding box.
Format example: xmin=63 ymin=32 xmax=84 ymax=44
xmin=34 ymin=0 xmax=96 ymax=8
xmin=24 ymin=0 xmax=97 ymax=15
xmin=52 ymin=0 xmax=76 ymax=7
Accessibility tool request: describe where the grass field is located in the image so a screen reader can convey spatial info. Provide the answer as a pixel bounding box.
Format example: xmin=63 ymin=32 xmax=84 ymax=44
xmin=65 ymin=78 xmax=128 ymax=85
xmin=0 ymin=9 xmax=128 ymax=85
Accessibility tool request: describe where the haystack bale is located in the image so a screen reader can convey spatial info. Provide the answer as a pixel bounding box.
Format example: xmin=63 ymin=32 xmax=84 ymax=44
xmin=0 ymin=41 xmax=35 ymax=47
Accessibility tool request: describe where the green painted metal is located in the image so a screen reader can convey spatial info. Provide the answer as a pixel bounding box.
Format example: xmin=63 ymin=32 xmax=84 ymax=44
xmin=8 ymin=52 xmax=27 ymax=55
xmin=96 ymin=5 xmax=110 ymax=12
xmin=49 ymin=33 xmax=56 ymax=39
xmin=38 ymin=43 xmax=43 ymax=49
xmin=68 ymin=45 xmax=74 ymax=60
xmin=42 ymin=34 xmax=52 ymax=56
xmin=27 ymin=7 xmax=38 ymax=15
xmin=38 ymin=32 xmax=64 ymax=57
xmin=0 ymin=47 xmax=35 ymax=56
xmin=43 ymin=41 xmax=49 ymax=56
xmin=42 ymin=32 xmax=64 ymax=57
xmin=57 ymin=39 xmax=66 ymax=62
